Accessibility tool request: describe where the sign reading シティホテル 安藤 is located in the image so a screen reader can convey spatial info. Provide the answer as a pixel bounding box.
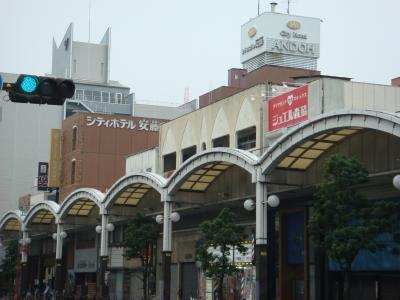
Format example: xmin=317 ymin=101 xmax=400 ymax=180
xmin=85 ymin=115 xmax=160 ymax=131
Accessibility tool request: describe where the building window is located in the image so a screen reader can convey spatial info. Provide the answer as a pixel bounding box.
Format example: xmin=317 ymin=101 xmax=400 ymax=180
xmin=182 ymin=146 xmax=196 ymax=162
xmin=75 ymin=89 xmax=84 ymax=100
xmin=237 ymin=126 xmax=256 ymax=150
xmin=84 ymin=90 xmax=93 ymax=101
xmin=72 ymin=126 xmax=78 ymax=151
xmin=73 ymin=59 xmax=77 ymax=73
xmin=71 ymin=160 xmax=76 ymax=184
xmin=93 ymin=91 xmax=101 ymax=102
xmin=116 ymin=93 xmax=122 ymax=104
xmin=163 ymin=152 xmax=176 ymax=173
xmin=101 ymin=92 xmax=109 ymax=103
xmin=100 ymin=62 xmax=104 ymax=76
xmin=110 ymin=92 xmax=116 ymax=104
xmin=212 ymin=135 xmax=230 ymax=148
xmin=110 ymin=224 xmax=124 ymax=244
xmin=201 ymin=142 xmax=206 ymax=151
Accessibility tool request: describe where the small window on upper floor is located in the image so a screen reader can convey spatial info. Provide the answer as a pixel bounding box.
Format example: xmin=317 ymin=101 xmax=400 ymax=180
xmin=212 ymin=135 xmax=230 ymax=148
xmin=110 ymin=224 xmax=124 ymax=244
xmin=110 ymin=92 xmax=116 ymax=104
xmin=237 ymin=126 xmax=256 ymax=151
xmin=116 ymin=93 xmax=122 ymax=104
xmin=201 ymin=142 xmax=206 ymax=151
xmin=75 ymin=90 xmax=84 ymax=101
xmin=84 ymin=90 xmax=93 ymax=101
xmin=93 ymin=91 xmax=101 ymax=102
xmin=182 ymin=146 xmax=196 ymax=162
xmin=101 ymin=92 xmax=110 ymax=103
xmin=71 ymin=160 xmax=76 ymax=184
xmin=163 ymin=152 xmax=176 ymax=173
xmin=72 ymin=126 xmax=78 ymax=151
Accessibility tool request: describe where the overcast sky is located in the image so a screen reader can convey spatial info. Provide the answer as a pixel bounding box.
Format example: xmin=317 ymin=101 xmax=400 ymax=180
xmin=1 ymin=0 xmax=399 ymax=105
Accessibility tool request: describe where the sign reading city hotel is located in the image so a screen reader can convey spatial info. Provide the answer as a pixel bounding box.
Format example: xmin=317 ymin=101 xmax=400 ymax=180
xmin=86 ymin=116 xmax=160 ymax=132
xmin=268 ymin=85 xmax=308 ymax=131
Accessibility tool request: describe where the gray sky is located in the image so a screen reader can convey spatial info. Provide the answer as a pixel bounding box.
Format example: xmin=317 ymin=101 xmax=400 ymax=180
xmin=1 ymin=0 xmax=399 ymax=105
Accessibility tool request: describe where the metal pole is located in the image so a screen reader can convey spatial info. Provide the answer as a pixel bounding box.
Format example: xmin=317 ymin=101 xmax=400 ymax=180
xmin=20 ymin=231 xmax=29 ymax=298
xmin=161 ymin=197 xmax=172 ymax=300
xmin=255 ymin=179 xmax=268 ymax=300
xmin=55 ymin=223 xmax=63 ymax=296
xmin=99 ymin=214 xmax=109 ymax=299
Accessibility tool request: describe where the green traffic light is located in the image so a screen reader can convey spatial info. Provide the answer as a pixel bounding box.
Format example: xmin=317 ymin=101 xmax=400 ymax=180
xmin=19 ymin=76 xmax=39 ymax=93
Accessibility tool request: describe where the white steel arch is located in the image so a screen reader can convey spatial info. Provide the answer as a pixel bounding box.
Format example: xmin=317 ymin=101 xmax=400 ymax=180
xmin=23 ymin=200 xmax=60 ymax=226
xmin=103 ymin=172 xmax=167 ymax=209
xmin=167 ymin=147 xmax=259 ymax=195
xmin=58 ymin=188 xmax=105 ymax=219
xmin=0 ymin=210 xmax=25 ymax=231
xmin=260 ymin=110 xmax=400 ymax=174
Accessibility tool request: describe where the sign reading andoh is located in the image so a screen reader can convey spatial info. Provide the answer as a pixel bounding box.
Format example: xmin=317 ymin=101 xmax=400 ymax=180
xmin=268 ymin=85 xmax=308 ymax=131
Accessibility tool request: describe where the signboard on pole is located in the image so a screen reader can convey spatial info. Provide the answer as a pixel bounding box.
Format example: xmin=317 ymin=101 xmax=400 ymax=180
xmin=37 ymin=162 xmax=49 ymax=191
xmin=268 ymin=85 xmax=308 ymax=131
xmin=48 ymin=129 xmax=62 ymax=187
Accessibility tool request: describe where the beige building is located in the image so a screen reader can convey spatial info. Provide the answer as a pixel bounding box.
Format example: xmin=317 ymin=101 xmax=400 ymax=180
xmin=159 ymin=84 xmax=266 ymax=174
xmin=160 ymin=77 xmax=400 ymax=175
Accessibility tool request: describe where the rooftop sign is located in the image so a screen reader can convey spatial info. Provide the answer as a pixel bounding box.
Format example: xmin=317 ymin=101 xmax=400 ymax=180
xmin=241 ymin=12 xmax=320 ymax=63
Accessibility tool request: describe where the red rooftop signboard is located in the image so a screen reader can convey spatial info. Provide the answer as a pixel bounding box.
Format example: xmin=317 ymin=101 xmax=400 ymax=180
xmin=268 ymin=85 xmax=308 ymax=131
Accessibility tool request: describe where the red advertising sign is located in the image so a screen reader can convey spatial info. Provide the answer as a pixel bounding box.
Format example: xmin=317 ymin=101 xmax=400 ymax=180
xmin=268 ymin=85 xmax=308 ymax=131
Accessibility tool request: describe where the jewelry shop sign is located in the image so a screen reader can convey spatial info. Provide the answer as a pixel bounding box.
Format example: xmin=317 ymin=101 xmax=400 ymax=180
xmin=268 ymin=85 xmax=308 ymax=131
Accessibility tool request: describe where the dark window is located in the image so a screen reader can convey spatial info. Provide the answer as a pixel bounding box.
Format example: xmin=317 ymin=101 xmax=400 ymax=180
xmin=182 ymin=146 xmax=196 ymax=162
xmin=110 ymin=224 xmax=124 ymax=244
xmin=71 ymin=160 xmax=76 ymax=184
xmin=237 ymin=126 xmax=256 ymax=150
xmin=72 ymin=127 xmax=77 ymax=151
xmin=212 ymin=135 xmax=230 ymax=148
xmin=163 ymin=152 xmax=176 ymax=173
xmin=201 ymin=142 xmax=206 ymax=151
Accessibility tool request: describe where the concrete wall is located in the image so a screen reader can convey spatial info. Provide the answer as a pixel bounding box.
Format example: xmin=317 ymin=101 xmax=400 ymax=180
xmin=52 ymin=24 xmax=72 ymax=79
xmin=0 ymin=90 xmax=63 ymax=216
xmin=72 ymin=42 xmax=108 ymax=83
xmin=133 ymin=100 xmax=196 ymax=120
xmin=126 ymin=148 xmax=159 ymax=174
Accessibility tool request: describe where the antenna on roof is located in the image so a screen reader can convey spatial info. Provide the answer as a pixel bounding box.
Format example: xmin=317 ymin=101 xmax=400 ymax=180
xmin=184 ymin=87 xmax=190 ymax=103
xmin=287 ymin=0 xmax=290 ymax=14
xmin=88 ymin=0 xmax=92 ymax=42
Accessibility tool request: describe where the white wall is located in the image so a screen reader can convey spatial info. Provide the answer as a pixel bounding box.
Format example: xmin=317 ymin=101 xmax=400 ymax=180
xmin=125 ymin=148 xmax=159 ymax=174
xmin=0 ymin=90 xmax=63 ymax=216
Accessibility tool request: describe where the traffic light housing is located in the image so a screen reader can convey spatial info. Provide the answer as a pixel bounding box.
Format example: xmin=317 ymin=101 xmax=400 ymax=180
xmin=8 ymin=74 xmax=75 ymax=105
